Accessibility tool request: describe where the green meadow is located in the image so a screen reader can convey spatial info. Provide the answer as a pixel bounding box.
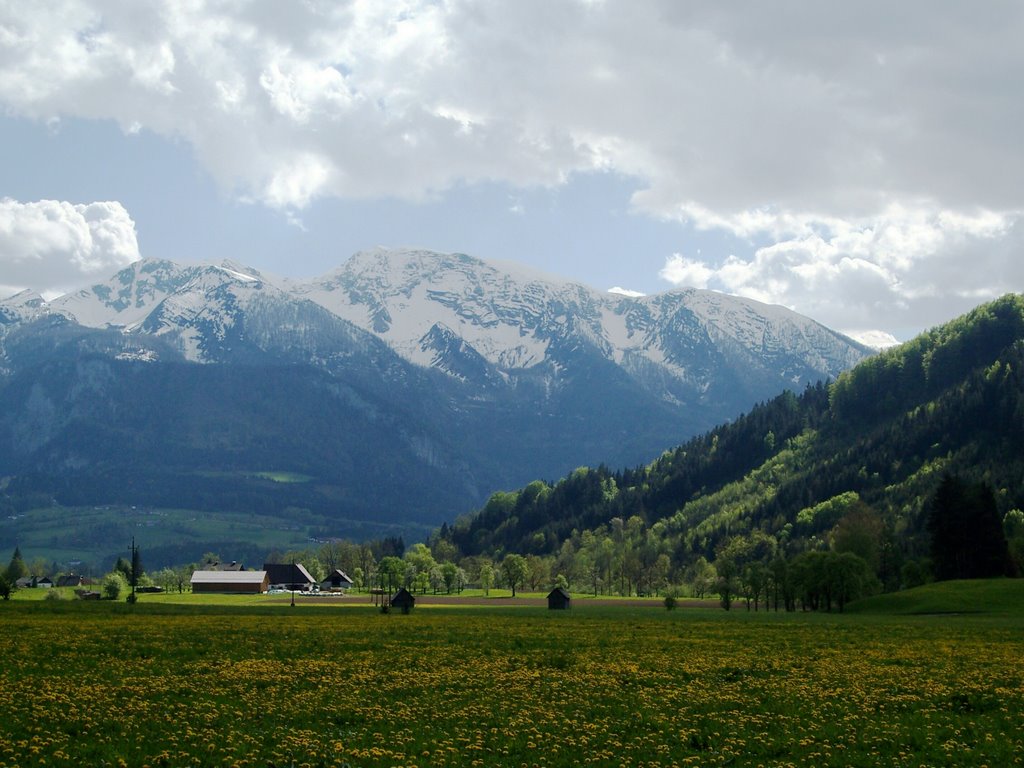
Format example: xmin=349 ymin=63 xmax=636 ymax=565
xmin=1 ymin=581 xmax=1023 ymax=767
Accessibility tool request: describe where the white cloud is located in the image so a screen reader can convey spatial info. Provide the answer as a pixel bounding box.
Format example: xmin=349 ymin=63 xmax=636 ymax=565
xmin=0 ymin=198 xmax=139 ymax=297
xmin=843 ymin=330 xmax=901 ymax=350
xmin=658 ymin=205 xmax=1023 ymax=339
xmin=1 ymin=1 xmax=1022 ymax=335
xmin=608 ymin=286 xmax=646 ymax=298
xmin=658 ymin=254 xmax=714 ymax=289
xmin=1 ymin=1 xmax=1017 ymax=220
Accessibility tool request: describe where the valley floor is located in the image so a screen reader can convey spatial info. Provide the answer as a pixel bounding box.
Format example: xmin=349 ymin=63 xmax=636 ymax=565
xmin=1 ymin=598 xmax=1022 ymax=767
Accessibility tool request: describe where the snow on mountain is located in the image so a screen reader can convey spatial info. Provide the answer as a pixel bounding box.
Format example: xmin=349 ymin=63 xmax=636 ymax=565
xmin=0 ymin=289 xmax=53 ymax=325
xmin=18 ymin=247 xmax=870 ymax=404
xmin=49 ymin=259 xmax=199 ymax=331
xmin=294 ymin=248 xmax=565 ymax=371
xmin=292 ymin=248 xmax=869 ymax=399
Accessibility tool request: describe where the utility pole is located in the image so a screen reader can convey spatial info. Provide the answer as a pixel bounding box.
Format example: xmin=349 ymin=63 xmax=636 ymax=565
xmin=290 ymin=558 xmax=295 ymax=607
xmin=129 ymin=536 xmax=138 ymax=604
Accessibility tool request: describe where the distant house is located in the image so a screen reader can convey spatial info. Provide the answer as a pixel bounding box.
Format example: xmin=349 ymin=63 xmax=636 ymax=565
xmin=75 ymin=589 xmax=101 ymax=600
xmin=57 ymin=574 xmax=84 ymax=588
xmin=208 ymin=560 xmax=246 ymax=571
xmin=547 ymin=587 xmax=571 ymax=610
xmin=36 ymin=576 xmax=53 ymax=589
xmin=263 ymin=562 xmax=316 ymax=591
xmin=15 ymin=576 xmax=35 ymax=589
xmin=320 ymin=569 xmax=354 ymax=592
xmin=390 ymin=587 xmax=415 ymax=614
xmin=191 ymin=570 xmax=269 ymax=594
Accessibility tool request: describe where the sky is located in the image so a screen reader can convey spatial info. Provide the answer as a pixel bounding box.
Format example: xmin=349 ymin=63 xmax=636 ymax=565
xmin=1 ymin=2 xmax=1023 ymax=346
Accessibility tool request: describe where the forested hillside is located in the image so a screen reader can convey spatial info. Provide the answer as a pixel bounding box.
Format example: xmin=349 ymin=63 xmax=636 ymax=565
xmin=437 ymin=295 xmax=1024 ymax=599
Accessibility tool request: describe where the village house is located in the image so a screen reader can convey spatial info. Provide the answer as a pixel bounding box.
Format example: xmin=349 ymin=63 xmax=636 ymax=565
xmin=320 ymin=569 xmax=354 ymax=593
xmin=263 ymin=562 xmax=316 ymax=591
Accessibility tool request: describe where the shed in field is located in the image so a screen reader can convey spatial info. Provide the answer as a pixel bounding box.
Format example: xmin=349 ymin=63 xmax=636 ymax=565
xmin=390 ymin=587 xmax=416 ymax=614
xmin=190 ymin=570 xmax=269 ymax=594
xmin=547 ymin=587 xmax=571 ymax=610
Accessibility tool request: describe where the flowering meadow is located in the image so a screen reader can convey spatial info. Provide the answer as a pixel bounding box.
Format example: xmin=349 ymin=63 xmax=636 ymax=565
xmin=1 ymin=602 xmax=1022 ymax=767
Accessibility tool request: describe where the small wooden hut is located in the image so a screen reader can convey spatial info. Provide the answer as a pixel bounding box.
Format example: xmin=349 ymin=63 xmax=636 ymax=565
xmin=547 ymin=587 xmax=571 ymax=610
xmin=390 ymin=587 xmax=416 ymax=614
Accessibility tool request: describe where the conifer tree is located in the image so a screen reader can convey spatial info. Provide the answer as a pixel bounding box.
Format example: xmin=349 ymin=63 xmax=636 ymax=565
xmin=5 ymin=547 xmax=27 ymax=582
xmin=928 ymin=475 xmax=1013 ymax=580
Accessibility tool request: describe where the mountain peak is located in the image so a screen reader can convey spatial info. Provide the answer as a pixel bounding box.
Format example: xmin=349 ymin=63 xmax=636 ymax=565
xmin=1 ymin=288 xmax=47 ymax=310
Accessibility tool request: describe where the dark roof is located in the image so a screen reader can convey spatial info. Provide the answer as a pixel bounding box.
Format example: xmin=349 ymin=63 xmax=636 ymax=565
xmin=321 ymin=569 xmax=354 ymax=585
xmin=263 ymin=562 xmax=316 ymax=585
xmin=390 ymin=587 xmax=416 ymax=606
xmin=548 ymin=587 xmax=571 ymax=600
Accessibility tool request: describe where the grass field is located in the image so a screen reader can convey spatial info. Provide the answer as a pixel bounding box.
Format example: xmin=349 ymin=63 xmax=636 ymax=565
xmin=2 ymin=584 xmax=1023 ymax=767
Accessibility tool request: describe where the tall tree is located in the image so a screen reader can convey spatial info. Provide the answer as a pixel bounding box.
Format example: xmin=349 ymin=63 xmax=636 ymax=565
xmin=5 ymin=547 xmax=27 ymax=582
xmin=500 ymin=554 xmax=529 ymax=597
xmin=479 ymin=562 xmax=494 ymax=595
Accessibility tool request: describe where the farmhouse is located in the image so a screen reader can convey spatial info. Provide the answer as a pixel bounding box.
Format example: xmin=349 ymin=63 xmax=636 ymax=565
xmin=547 ymin=587 xmax=571 ymax=610
xmin=36 ymin=576 xmax=53 ymax=588
xmin=320 ymin=569 xmax=354 ymax=592
xmin=190 ymin=570 xmax=269 ymax=594
xmin=263 ymin=562 xmax=316 ymax=591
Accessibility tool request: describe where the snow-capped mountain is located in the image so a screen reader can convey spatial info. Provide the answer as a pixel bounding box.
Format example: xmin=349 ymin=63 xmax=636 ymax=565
xmin=293 ymin=248 xmax=868 ymax=407
xmin=0 ymin=249 xmax=871 ymax=532
xmin=44 ymin=249 xmax=868 ymax=405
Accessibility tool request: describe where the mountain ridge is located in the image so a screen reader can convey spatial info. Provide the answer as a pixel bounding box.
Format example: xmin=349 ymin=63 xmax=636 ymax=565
xmin=0 ymin=249 xmax=871 ymax=541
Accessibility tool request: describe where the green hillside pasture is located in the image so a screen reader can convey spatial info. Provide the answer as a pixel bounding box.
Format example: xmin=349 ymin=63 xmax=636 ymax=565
xmin=0 ymin=603 xmax=1021 ymax=767
xmin=848 ymin=578 xmax=1024 ymax=616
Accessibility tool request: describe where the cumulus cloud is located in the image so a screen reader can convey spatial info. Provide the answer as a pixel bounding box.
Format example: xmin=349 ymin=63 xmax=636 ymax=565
xmin=1 ymin=2 xmax=1020 ymax=218
xmin=0 ymin=198 xmax=139 ymax=297
xmin=658 ymin=254 xmax=715 ymax=290
xmin=608 ymin=286 xmax=646 ymax=298
xmin=1 ymin=2 xmax=1022 ymax=334
xmin=659 ymin=206 xmax=1024 ymax=339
